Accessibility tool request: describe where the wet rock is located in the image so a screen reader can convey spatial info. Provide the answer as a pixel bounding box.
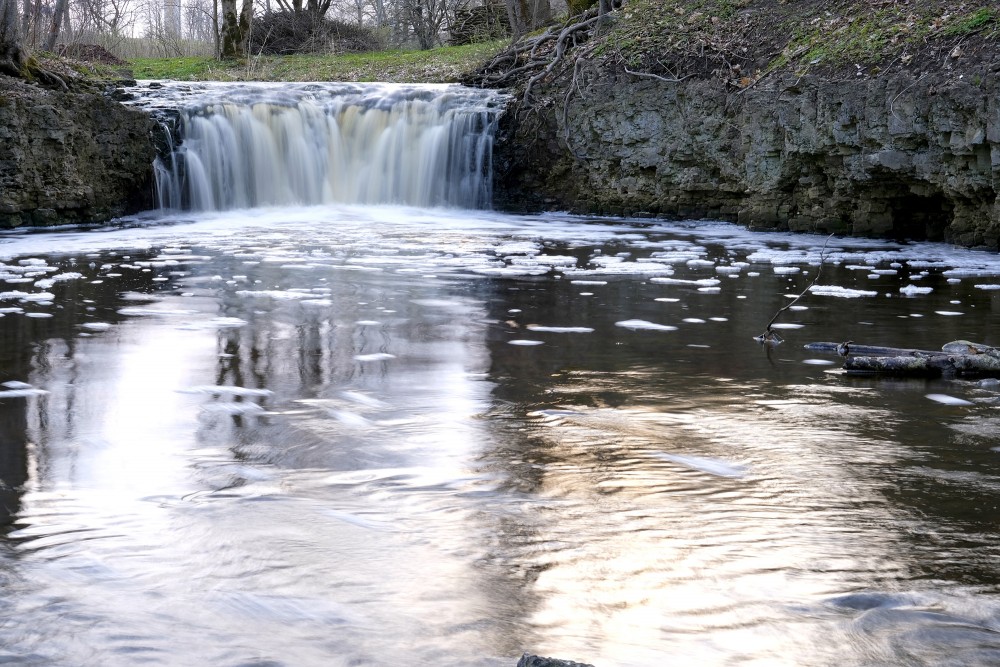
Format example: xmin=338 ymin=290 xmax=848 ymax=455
xmin=0 ymin=75 xmax=156 ymax=228
xmin=516 ymin=654 xmax=596 ymax=667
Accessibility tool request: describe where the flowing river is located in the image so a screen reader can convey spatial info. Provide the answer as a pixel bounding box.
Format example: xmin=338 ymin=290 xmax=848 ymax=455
xmin=1 ymin=83 xmax=1000 ymax=667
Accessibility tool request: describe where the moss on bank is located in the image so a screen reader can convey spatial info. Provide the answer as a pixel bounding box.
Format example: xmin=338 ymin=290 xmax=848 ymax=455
xmin=602 ymin=0 xmax=999 ymax=86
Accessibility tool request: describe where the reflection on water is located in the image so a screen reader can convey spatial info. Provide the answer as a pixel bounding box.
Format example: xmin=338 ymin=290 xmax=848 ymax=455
xmin=0 ymin=207 xmax=999 ymax=666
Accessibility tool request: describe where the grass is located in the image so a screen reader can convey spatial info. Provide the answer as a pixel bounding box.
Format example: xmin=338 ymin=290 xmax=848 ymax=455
xmin=128 ymin=40 xmax=509 ymax=83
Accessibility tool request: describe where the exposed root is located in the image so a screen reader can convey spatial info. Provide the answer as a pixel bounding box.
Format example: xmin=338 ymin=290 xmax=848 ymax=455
xmin=466 ymin=5 xmax=612 ymax=106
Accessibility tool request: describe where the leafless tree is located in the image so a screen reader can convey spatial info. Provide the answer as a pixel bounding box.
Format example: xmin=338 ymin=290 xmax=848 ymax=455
xmin=503 ymin=0 xmax=549 ymax=37
xmin=1 ymin=0 xmax=25 ymax=74
xmin=42 ymin=0 xmax=68 ymax=50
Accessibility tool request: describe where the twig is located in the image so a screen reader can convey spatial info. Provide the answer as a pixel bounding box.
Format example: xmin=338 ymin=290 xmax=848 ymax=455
xmin=754 ymin=233 xmax=835 ymax=345
xmin=623 ymin=66 xmax=693 ymax=83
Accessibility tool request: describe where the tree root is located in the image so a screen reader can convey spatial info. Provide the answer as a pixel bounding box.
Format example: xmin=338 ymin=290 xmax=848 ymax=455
xmin=0 ymin=55 xmax=69 ymax=90
xmin=466 ymin=5 xmax=609 ymax=105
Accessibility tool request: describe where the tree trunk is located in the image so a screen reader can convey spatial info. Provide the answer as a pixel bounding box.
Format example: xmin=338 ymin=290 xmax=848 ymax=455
xmin=504 ymin=0 xmax=526 ymax=37
xmin=42 ymin=0 xmax=68 ymax=52
xmin=219 ymin=0 xmax=251 ymax=58
xmin=0 ymin=0 xmax=25 ymax=75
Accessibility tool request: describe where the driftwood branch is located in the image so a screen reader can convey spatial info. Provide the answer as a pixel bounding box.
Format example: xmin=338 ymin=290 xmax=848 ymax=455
xmin=806 ymin=340 xmax=1000 ymax=378
xmin=754 ymin=233 xmax=834 ymax=346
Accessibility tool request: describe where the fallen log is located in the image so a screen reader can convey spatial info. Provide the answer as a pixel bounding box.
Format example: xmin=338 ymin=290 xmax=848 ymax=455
xmin=842 ymin=355 xmax=949 ymax=377
xmin=805 ymin=340 xmax=1000 ymax=378
xmin=805 ymin=341 xmax=943 ymax=357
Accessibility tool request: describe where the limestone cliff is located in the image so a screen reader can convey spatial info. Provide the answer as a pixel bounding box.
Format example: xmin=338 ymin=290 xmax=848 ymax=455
xmin=0 ymin=76 xmax=156 ymax=227
xmin=481 ymin=1 xmax=1000 ymax=248
xmin=493 ymin=70 xmax=1000 ymax=247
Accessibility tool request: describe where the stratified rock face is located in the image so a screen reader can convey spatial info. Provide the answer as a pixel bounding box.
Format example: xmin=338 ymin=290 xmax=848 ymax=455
xmin=494 ymin=71 xmax=1000 ymax=248
xmin=0 ymin=77 xmax=156 ymax=227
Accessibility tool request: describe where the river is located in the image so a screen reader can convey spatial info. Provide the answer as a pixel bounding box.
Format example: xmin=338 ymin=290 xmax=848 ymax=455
xmin=0 ymin=206 xmax=998 ymax=666
xmin=3 ymin=79 xmax=1000 ymax=666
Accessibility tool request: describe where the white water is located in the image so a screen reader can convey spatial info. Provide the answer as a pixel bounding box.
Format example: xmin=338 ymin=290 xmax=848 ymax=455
xmin=132 ymin=82 xmax=505 ymax=211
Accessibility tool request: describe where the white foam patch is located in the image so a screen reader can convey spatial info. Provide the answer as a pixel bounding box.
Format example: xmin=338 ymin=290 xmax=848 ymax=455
xmin=943 ymin=268 xmax=1000 ymax=278
xmin=526 ymin=325 xmax=595 ymax=333
xmin=508 ymin=339 xmax=544 ymax=346
xmin=651 ymin=452 xmax=748 ymax=478
xmin=615 ymin=319 xmax=678 ymax=331
xmin=179 ymin=385 xmax=274 ymax=397
xmin=177 ymin=317 xmax=249 ymax=330
xmin=900 ymin=285 xmax=933 ymax=295
xmin=935 ymin=311 xmax=963 ymax=316
xmin=354 ymin=353 xmax=396 ymax=361
xmin=25 ymin=313 xmax=53 ymax=318
xmin=650 ymin=277 xmax=721 ymax=287
xmin=773 ymin=267 xmax=801 ymax=275
xmin=0 ymin=291 xmax=55 ymax=302
xmin=2 ymin=381 xmax=30 ymax=389
xmin=201 ymin=403 xmax=266 ymax=415
xmin=235 ymin=290 xmax=314 ymax=300
xmin=683 ymin=318 xmax=706 ymax=324
xmin=926 ymin=393 xmax=974 ymax=406
xmin=974 ymin=284 xmax=1000 ymax=290
xmin=33 ymin=272 xmax=84 ymax=289
xmin=809 ymin=285 xmax=878 ymax=298
xmin=118 ymin=307 xmax=199 ymax=316
xmin=803 ymin=359 xmax=836 ymax=365
xmin=571 ymin=280 xmax=607 ymax=285
xmin=0 ymin=388 xmax=48 ymax=398
xmin=770 ymin=323 xmax=804 ymax=330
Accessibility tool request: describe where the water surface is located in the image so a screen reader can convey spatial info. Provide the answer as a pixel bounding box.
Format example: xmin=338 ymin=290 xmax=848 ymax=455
xmin=0 ymin=207 xmax=999 ymax=666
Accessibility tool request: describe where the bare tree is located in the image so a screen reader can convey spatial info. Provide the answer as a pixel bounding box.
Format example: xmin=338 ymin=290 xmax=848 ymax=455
xmin=504 ymin=0 xmax=549 ymax=37
xmin=42 ymin=0 xmax=69 ymax=50
xmin=1 ymin=0 xmax=25 ymax=74
xmin=400 ymin=0 xmax=453 ymax=49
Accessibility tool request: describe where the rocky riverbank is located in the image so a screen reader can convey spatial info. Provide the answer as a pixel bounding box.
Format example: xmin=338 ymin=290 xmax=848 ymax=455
xmin=0 ymin=74 xmax=155 ymax=228
xmin=475 ymin=0 xmax=1000 ymax=248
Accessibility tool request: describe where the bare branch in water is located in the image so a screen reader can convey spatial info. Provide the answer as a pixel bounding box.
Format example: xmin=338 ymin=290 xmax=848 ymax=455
xmin=754 ymin=233 xmax=835 ymax=346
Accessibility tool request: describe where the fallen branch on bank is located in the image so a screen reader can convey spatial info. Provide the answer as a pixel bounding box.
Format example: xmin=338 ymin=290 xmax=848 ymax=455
xmin=805 ymin=340 xmax=1000 ymax=377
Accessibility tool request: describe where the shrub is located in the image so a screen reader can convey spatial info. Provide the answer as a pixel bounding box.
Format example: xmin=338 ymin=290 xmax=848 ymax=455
xmin=249 ymin=12 xmax=382 ymax=56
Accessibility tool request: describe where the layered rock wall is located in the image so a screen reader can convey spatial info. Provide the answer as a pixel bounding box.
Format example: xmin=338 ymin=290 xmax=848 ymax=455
xmin=0 ymin=77 xmax=156 ymax=227
xmin=493 ymin=71 xmax=1000 ymax=247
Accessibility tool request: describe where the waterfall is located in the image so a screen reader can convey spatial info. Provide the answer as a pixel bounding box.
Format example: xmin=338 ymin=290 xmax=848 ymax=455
xmin=132 ymin=82 xmax=506 ymax=211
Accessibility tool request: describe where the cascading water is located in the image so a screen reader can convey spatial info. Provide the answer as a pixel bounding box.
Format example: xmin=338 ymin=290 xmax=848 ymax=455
xmin=130 ymin=82 xmax=507 ymax=211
